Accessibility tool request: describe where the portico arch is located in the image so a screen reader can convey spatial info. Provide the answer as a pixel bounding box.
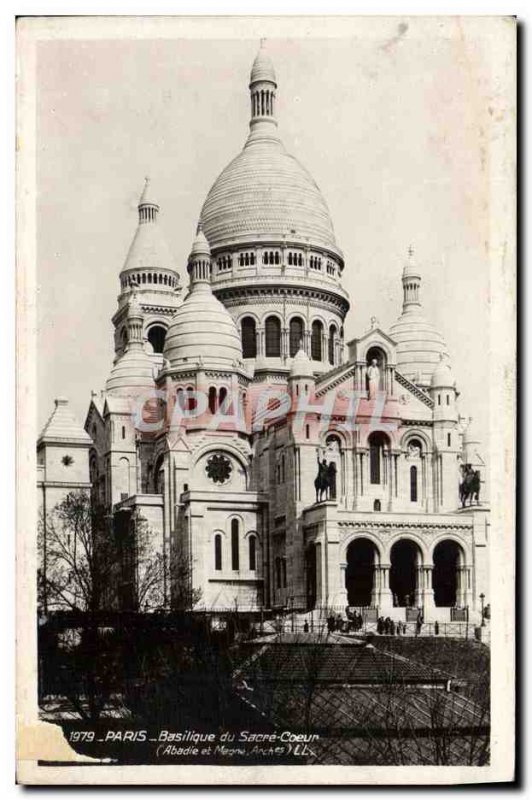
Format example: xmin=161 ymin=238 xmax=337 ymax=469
xmin=432 ymin=539 xmax=467 ymax=607
xmin=345 ymin=537 xmax=380 ymax=607
xmin=389 ymin=538 xmax=423 ymax=607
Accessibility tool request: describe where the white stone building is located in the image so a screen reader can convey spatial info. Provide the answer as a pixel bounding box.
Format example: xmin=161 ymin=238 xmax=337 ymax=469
xmin=38 ymin=44 xmax=490 ymax=622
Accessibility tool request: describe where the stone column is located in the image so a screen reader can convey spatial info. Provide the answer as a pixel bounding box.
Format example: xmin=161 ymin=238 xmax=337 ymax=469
xmin=462 ymin=564 xmax=473 ymax=609
xmin=419 ymin=565 xmax=435 ymax=616
xmin=370 ymin=564 xmax=380 ymax=607
xmin=257 ymin=326 xmax=264 ymax=357
xmin=379 ymin=563 xmax=394 ymax=613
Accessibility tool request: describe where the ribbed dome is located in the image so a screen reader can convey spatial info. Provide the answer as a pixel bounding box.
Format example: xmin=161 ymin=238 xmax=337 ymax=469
xmin=106 ymin=347 xmax=155 ymax=396
xmin=250 ymin=45 xmax=276 ymax=85
xmin=430 ymin=354 xmax=455 ymax=388
xmin=390 ymin=307 xmax=449 ymax=387
xmin=163 ymin=283 xmax=242 ymax=369
xmin=201 ymin=135 xmax=340 ymax=254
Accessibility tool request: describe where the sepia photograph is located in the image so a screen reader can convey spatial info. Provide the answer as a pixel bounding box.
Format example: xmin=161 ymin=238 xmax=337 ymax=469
xmin=16 ymin=14 xmax=516 ymax=784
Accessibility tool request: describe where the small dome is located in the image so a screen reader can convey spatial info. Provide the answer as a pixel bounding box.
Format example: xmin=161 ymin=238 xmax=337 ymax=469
xmin=189 ymin=227 xmax=211 ymax=258
xmin=290 ymin=348 xmax=314 ymax=378
xmin=163 ymin=283 xmax=242 ymax=369
xmin=463 ymin=416 xmax=481 ymax=446
xmin=430 ymin=355 xmax=455 ymax=388
xmin=106 ymin=346 xmax=155 ymax=396
xmin=250 ymin=43 xmax=276 ymax=85
xmin=389 ymin=307 xmax=449 ymax=386
xmin=138 ymin=176 xmax=159 ymax=208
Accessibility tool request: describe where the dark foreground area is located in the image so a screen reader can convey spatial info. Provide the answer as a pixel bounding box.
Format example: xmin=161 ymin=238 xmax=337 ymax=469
xmin=38 ymin=612 xmax=490 ymax=766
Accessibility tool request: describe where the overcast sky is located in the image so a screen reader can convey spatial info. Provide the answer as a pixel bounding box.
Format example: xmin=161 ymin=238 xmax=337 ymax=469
xmin=36 ymin=18 xmax=501 ymax=447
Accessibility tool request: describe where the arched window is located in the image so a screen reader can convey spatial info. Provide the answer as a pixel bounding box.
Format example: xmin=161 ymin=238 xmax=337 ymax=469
xmin=249 ymin=535 xmax=256 ymax=571
xmin=369 ymin=431 xmax=388 ymax=485
xmin=265 ymin=316 xmax=281 ymax=357
xmin=410 ymin=465 xmax=418 ymax=502
xmin=241 ymin=317 xmax=257 ymax=359
xmin=374 ymin=499 xmax=381 ymax=511
xmin=186 ymin=386 xmax=196 ymax=412
xmin=214 ymin=534 xmax=222 ymax=571
xmin=208 ymin=386 xmax=217 ymax=414
xmin=311 ymin=320 xmax=323 ymax=361
xmin=147 ymin=325 xmax=166 ymax=354
xmin=218 ymin=386 xmax=228 ymax=413
xmin=328 ymin=324 xmax=337 ymax=365
xmin=231 ymin=519 xmax=239 ymax=570
xmin=289 ymin=317 xmax=304 ymax=357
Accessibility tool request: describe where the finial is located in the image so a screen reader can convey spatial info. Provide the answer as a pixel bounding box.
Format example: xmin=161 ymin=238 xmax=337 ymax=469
xmin=260 ymin=37 xmax=266 ymax=48
xmin=408 ymin=244 xmax=414 ymax=258
xmin=370 ymin=315 xmax=379 ymax=330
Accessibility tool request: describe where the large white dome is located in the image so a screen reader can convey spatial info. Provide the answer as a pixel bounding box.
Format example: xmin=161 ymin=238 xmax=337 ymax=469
xmin=200 ymin=133 xmax=340 ymax=256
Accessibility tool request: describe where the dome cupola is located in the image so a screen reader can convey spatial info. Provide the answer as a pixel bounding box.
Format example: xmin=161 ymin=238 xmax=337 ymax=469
xmin=163 ymin=229 xmax=242 ymax=370
xmin=430 ymin=353 xmax=455 ymax=388
xmin=389 ymin=248 xmax=449 ymax=387
xmin=106 ymin=290 xmax=155 ymax=396
xmin=119 ymin=178 xmax=180 ymax=295
xmin=289 ymin=347 xmax=314 ymax=379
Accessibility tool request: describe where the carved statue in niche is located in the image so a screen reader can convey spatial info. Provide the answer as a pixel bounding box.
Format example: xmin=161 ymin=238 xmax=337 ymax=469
xmin=367 ymin=359 xmax=380 ymax=399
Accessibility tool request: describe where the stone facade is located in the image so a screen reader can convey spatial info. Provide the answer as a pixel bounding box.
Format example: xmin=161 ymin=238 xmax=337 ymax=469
xmin=38 ymin=44 xmax=490 ymax=623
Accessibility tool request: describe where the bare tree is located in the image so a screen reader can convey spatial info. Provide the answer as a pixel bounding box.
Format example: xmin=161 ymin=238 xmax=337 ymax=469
xmin=38 ymin=490 xmax=116 ymax=614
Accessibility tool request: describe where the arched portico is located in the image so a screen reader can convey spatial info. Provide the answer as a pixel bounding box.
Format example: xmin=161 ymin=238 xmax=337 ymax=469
xmin=432 ymin=538 xmax=471 ymax=608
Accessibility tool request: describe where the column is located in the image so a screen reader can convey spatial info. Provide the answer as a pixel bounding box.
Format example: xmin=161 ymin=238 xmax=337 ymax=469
xmin=281 ymin=327 xmax=288 ymax=361
xmin=379 ymin=563 xmax=394 ymax=613
xmin=419 ymin=565 xmax=435 ymax=616
xmin=370 ymin=564 xmax=380 ymax=607
xmin=462 ymin=564 xmax=473 ymax=609
xmin=257 ymin=326 xmax=264 ymax=357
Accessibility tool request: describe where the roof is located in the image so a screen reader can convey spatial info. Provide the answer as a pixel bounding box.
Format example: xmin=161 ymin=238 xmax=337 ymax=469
xmin=250 ymin=42 xmax=277 ymax=85
xmin=389 ymin=306 xmax=449 ymax=387
xmin=289 ymin=348 xmax=314 ymax=378
xmin=138 ymin=176 xmax=159 ymax=208
xmin=199 ymin=49 xmax=341 ymax=257
xmin=238 ymin=639 xmax=445 ymax=686
xmin=122 ymin=217 xmax=175 ymax=274
xmin=38 ymin=398 xmax=93 ymax=447
xmin=163 ymin=280 xmax=242 ymax=370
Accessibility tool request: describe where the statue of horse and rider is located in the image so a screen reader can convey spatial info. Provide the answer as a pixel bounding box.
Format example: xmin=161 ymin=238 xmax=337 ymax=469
xmin=459 ymin=464 xmax=481 ymax=508
xmin=314 ymin=454 xmax=337 ymax=503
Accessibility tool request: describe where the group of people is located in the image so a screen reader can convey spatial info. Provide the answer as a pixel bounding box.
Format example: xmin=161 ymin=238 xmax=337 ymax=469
xmin=377 ymin=613 xmax=424 ymax=637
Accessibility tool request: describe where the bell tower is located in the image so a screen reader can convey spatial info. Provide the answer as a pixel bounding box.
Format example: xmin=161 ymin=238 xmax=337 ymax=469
xmin=112 ymin=179 xmax=181 ymax=368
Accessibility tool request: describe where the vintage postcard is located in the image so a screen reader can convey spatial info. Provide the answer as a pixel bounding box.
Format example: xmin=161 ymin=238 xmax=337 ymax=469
xmin=16 ymin=15 xmax=516 ymax=784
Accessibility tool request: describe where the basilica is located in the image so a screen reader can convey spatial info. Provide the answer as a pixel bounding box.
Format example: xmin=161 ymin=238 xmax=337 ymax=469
xmin=37 ymin=44 xmax=489 ymax=623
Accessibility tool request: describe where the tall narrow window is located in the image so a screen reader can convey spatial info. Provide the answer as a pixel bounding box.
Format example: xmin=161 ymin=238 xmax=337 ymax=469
xmin=311 ymin=320 xmax=323 ymax=361
xmin=328 ymin=324 xmax=337 ymax=365
xmin=241 ymin=317 xmax=257 ymax=359
xmin=121 ymin=426 xmax=126 ymax=439
xmin=265 ymin=316 xmax=281 ymax=357
xmin=289 ymin=317 xmax=304 ymax=357
xmin=281 ymin=558 xmax=287 ymax=588
xmin=410 ymin=465 xmax=418 ymax=502
xmin=447 ymin=433 xmax=451 ymax=447
xmin=214 ymin=534 xmax=222 ymax=571
xmin=249 ymin=535 xmax=256 ymax=571
xmin=368 ymin=432 xmax=387 ymax=485
xmin=231 ymin=519 xmax=239 ymax=570
xmin=218 ymin=386 xmax=228 ymax=413
xmin=208 ymin=386 xmax=217 ymax=414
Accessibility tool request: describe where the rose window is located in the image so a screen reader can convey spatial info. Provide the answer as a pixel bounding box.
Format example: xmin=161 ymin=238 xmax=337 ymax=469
xmin=205 ymin=453 xmax=232 ymax=484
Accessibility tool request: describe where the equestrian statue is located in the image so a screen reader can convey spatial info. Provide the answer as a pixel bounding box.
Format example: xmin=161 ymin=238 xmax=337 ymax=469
xmin=459 ymin=464 xmax=481 ymax=508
